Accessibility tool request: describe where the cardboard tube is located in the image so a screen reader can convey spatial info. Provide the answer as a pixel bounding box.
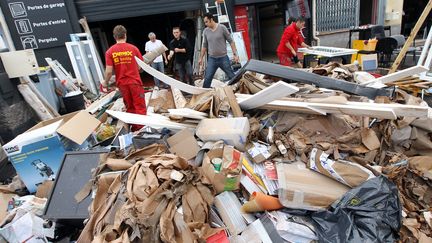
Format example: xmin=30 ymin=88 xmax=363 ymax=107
xmin=241 ymin=192 xmax=283 ymax=212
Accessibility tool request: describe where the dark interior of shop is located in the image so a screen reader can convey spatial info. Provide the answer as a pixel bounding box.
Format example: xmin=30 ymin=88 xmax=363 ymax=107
xmin=87 ymin=11 xmax=197 ymax=85
xmin=402 ymin=0 xmax=431 ymax=37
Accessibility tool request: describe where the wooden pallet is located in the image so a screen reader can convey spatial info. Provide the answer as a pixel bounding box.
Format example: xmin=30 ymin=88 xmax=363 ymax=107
xmin=387 ymin=76 xmax=432 ymax=95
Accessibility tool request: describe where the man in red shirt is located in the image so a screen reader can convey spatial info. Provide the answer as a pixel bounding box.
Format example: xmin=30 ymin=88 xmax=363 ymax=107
xmin=102 ymin=25 xmax=146 ymax=131
xmin=277 ymin=18 xmax=310 ymax=67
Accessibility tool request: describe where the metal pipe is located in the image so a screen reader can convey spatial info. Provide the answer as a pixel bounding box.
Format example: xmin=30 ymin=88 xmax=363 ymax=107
xmin=312 ymin=0 xmax=320 ymax=46
xmin=0 ymin=7 xmax=15 ymax=51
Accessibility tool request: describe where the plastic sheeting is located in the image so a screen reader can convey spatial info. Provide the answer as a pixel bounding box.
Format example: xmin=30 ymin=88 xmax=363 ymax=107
xmin=311 ymin=176 xmax=402 ymax=242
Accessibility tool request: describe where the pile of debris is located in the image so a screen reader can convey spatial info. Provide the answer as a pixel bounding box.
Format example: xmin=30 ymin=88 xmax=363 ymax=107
xmin=1 ymin=59 xmax=432 ymax=242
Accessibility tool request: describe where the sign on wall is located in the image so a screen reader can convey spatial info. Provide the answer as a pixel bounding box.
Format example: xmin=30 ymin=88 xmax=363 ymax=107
xmin=5 ymin=0 xmax=73 ymax=49
xmin=234 ymin=5 xmax=251 ymax=59
xmin=286 ymin=0 xmax=311 ymax=19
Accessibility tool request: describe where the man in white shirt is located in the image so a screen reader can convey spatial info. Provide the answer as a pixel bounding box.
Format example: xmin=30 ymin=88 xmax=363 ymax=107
xmin=145 ymin=32 xmax=168 ymax=88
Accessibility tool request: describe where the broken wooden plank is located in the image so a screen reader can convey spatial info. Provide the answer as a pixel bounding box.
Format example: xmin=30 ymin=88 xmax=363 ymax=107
xmin=412 ymin=81 xmax=432 ymax=86
xmin=387 ymin=79 xmax=423 ymax=86
xmin=106 ymin=110 xmax=196 ymax=130
xmin=135 ymin=57 xmax=211 ymax=94
xmin=223 ymin=86 xmax=243 ymax=117
xmin=172 ymin=88 xmax=187 ymax=109
xmin=390 ymin=76 xmax=420 ymax=82
xmin=362 ymin=66 xmax=429 ymax=86
xmin=238 ymin=81 xmax=299 ymax=110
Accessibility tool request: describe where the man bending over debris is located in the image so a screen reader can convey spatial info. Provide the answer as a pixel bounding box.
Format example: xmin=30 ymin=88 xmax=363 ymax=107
xmin=199 ymin=12 xmax=239 ymax=88
xmin=102 ymin=25 xmax=146 ymax=131
xmin=277 ymin=17 xmax=310 ymax=67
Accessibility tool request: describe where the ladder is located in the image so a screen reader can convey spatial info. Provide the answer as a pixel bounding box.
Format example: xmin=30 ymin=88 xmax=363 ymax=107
xmin=204 ymin=0 xmax=233 ymax=34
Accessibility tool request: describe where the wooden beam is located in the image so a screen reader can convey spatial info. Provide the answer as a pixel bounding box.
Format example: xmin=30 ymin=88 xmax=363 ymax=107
xmin=223 ymin=86 xmax=243 ymax=117
xmin=390 ymin=76 xmax=420 ymax=83
xmin=388 ymin=79 xmax=422 ymax=86
xmin=238 ymin=81 xmax=299 ymax=110
xmin=135 ymin=57 xmax=211 ymax=94
xmin=389 ymin=0 xmax=432 ymax=73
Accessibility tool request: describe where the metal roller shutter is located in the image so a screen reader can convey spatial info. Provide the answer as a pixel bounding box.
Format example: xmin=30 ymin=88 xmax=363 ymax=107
xmin=74 ymin=0 xmax=201 ymax=22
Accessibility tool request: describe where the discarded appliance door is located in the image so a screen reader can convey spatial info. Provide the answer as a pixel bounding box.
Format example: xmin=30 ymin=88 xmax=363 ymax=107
xmin=44 ymin=150 xmax=108 ymax=226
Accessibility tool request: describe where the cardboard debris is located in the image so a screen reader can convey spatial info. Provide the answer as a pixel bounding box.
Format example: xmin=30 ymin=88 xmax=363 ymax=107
xmin=308 ymin=148 xmax=376 ymax=188
xmin=167 ymin=128 xmax=200 ymax=161
xmin=4 ymin=55 xmax=432 ymax=242
xmin=35 ymin=180 xmax=53 ymax=199
xmin=2 ymin=111 xmax=100 ymax=193
xmin=202 ymin=144 xmax=242 ymax=193
xmin=277 ymin=162 xmax=350 ymax=210
xmin=78 ymin=154 xmax=217 ymax=242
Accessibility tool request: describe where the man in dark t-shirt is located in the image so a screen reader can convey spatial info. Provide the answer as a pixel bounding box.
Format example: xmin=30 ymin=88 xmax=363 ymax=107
xmin=168 ymin=27 xmax=193 ymax=85
xmin=102 ymin=25 xmax=146 ymax=131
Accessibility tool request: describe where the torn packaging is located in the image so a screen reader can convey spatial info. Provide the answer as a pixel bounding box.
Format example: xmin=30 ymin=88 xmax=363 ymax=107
xmin=167 ymin=128 xmax=200 ymax=161
xmin=202 ymin=146 xmax=242 ymax=193
xmin=78 ymin=154 xmax=216 ymax=242
xmin=148 ymin=89 xmax=176 ymax=113
xmin=276 ymin=162 xmax=349 ymax=210
xmin=308 ymin=148 xmax=375 ymax=188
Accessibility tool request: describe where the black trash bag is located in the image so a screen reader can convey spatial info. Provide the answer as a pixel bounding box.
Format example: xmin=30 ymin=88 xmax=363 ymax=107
xmin=311 ymin=175 xmax=401 ymax=243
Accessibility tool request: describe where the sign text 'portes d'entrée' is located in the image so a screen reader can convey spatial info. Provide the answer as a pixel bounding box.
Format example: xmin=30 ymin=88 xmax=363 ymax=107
xmin=6 ymin=0 xmax=73 ymax=49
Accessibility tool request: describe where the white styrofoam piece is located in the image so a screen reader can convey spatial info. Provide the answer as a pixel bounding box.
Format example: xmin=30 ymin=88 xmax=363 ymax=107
xmin=236 ymin=94 xmax=398 ymax=119
xmin=238 ymin=81 xmax=299 ymax=110
xmin=168 ymin=108 xmax=209 ymax=120
xmin=135 ymin=57 xmax=211 ymax=94
xmin=362 ymin=65 xmax=429 ymax=86
xmin=106 ymin=110 xmax=196 ymax=130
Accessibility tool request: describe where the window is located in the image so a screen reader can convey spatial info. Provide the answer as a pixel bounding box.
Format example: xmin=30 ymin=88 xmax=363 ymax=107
xmin=316 ymin=0 xmax=360 ymax=33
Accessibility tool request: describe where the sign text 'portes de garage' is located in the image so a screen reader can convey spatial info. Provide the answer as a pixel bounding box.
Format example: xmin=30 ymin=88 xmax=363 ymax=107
xmin=6 ymin=0 xmax=73 ymax=49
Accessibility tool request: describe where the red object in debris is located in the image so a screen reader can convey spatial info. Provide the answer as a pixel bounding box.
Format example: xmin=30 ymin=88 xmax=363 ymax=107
xmin=207 ymin=230 xmax=229 ymax=243
xmin=369 ymin=73 xmax=383 ymax=78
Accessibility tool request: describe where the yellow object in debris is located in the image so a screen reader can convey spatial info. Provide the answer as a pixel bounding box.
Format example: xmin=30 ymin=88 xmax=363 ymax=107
xmin=96 ymin=124 xmax=116 ymax=141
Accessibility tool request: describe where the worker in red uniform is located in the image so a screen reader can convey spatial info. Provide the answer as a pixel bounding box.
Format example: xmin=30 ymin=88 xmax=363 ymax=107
xmin=276 ymin=17 xmax=310 ymax=67
xmin=102 ymin=25 xmax=146 ymax=131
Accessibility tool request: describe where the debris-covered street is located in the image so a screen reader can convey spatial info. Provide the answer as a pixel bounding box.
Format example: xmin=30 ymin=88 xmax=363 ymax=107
xmin=0 ymin=0 xmax=432 ymax=242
